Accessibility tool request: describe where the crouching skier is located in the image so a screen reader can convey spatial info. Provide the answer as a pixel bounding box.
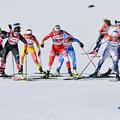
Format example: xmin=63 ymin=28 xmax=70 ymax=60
xmin=87 ymin=19 xmax=112 ymax=77
xmin=89 ymin=19 xmax=111 ymax=55
xmin=100 ymin=23 xmax=120 ymax=78
xmin=0 ymin=23 xmax=27 ymax=78
xmin=20 ymin=29 xmax=45 ymax=74
xmin=55 ymin=32 xmax=84 ymax=77
xmin=89 ymin=31 xmax=120 ymax=81
xmin=40 ymin=25 xmax=72 ymax=78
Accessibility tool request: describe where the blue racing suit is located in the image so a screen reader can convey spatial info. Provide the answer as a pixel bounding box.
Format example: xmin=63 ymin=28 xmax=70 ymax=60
xmin=56 ymin=38 xmax=82 ymax=71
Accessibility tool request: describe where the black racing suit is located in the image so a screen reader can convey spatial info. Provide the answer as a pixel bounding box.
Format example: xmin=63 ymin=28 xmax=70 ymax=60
xmin=0 ymin=30 xmax=8 ymax=57
xmin=0 ymin=31 xmax=27 ymax=74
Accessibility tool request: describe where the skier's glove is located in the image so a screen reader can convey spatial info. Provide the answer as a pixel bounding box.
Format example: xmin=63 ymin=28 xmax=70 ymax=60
xmin=79 ymin=42 xmax=84 ymax=48
xmin=38 ymin=50 xmax=41 ymax=56
xmin=24 ymin=50 xmax=28 ymax=54
xmin=41 ymin=43 xmax=44 ymax=48
xmin=8 ymin=24 xmax=12 ymax=30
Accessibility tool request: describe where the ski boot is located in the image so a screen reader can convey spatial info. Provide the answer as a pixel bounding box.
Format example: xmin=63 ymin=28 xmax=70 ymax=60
xmin=100 ymin=68 xmax=112 ymax=78
xmin=0 ymin=68 xmax=8 ymax=77
xmin=68 ymin=68 xmax=73 ymax=77
xmin=89 ymin=71 xmax=98 ymax=78
xmin=116 ymin=73 xmax=120 ymax=81
xmin=73 ymin=69 xmax=79 ymax=76
xmin=19 ymin=65 xmax=23 ymax=74
xmin=39 ymin=67 xmax=46 ymax=74
xmin=42 ymin=70 xmax=50 ymax=78
xmin=18 ymin=65 xmax=25 ymax=80
xmin=54 ymin=69 xmax=60 ymax=77
xmin=73 ymin=69 xmax=80 ymax=78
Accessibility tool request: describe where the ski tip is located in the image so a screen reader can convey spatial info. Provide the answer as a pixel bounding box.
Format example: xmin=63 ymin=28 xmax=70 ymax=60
xmin=88 ymin=4 xmax=95 ymax=8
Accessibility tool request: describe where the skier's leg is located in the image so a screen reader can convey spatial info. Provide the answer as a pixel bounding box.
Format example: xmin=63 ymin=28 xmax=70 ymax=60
xmin=59 ymin=48 xmax=72 ymax=76
xmin=68 ymin=47 xmax=78 ymax=74
xmin=0 ymin=44 xmax=10 ymax=76
xmin=110 ymin=48 xmax=120 ymax=81
xmin=44 ymin=45 xmax=56 ymax=78
xmin=0 ymin=45 xmax=3 ymax=57
xmin=89 ymin=44 xmax=110 ymax=77
xmin=56 ymin=55 xmax=64 ymax=75
xmin=20 ymin=47 xmax=26 ymax=73
xmin=29 ymin=47 xmax=45 ymax=73
xmin=12 ymin=46 xmax=21 ymax=73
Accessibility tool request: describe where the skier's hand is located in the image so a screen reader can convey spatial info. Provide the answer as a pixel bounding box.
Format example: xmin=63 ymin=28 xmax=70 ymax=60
xmin=38 ymin=50 xmax=41 ymax=56
xmin=89 ymin=50 xmax=97 ymax=56
xmin=79 ymin=42 xmax=84 ymax=48
xmin=8 ymin=24 xmax=12 ymax=30
xmin=41 ymin=43 xmax=44 ymax=48
xmin=115 ymin=20 xmax=118 ymax=24
xmin=24 ymin=50 xmax=28 ymax=54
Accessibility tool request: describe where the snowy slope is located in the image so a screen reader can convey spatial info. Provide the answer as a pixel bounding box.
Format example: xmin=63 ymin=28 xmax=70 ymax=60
xmin=0 ymin=78 xmax=120 ymax=120
xmin=0 ymin=0 xmax=120 ymax=120
xmin=0 ymin=0 xmax=120 ymax=74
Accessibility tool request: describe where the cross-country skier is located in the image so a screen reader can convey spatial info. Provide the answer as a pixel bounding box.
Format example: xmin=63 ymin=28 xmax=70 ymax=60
xmin=86 ymin=19 xmax=112 ymax=78
xmin=0 ymin=28 xmax=8 ymax=57
xmin=0 ymin=23 xmax=27 ymax=77
xmin=20 ymin=29 xmax=45 ymax=74
xmin=89 ymin=19 xmax=111 ymax=55
xmin=55 ymin=32 xmax=84 ymax=76
xmin=0 ymin=28 xmax=8 ymax=76
xmin=100 ymin=21 xmax=120 ymax=77
xmin=89 ymin=30 xmax=120 ymax=81
xmin=40 ymin=24 xmax=72 ymax=78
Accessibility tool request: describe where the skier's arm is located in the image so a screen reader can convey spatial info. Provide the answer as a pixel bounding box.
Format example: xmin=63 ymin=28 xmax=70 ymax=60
xmin=34 ymin=36 xmax=41 ymax=56
xmin=64 ymin=31 xmax=73 ymax=39
xmin=41 ymin=32 xmax=53 ymax=47
xmin=1 ymin=30 xmax=9 ymax=39
xmin=19 ymin=34 xmax=27 ymax=53
xmin=98 ymin=24 xmax=107 ymax=33
xmin=19 ymin=34 xmax=27 ymax=44
xmin=34 ymin=37 xmax=40 ymax=50
xmin=71 ymin=38 xmax=84 ymax=48
xmin=42 ymin=32 xmax=53 ymax=42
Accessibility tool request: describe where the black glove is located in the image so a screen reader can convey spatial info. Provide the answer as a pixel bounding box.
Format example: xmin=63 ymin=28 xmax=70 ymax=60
xmin=79 ymin=42 xmax=84 ymax=48
xmin=38 ymin=50 xmax=41 ymax=56
xmin=8 ymin=24 xmax=12 ymax=30
xmin=41 ymin=43 xmax=44 ymax=48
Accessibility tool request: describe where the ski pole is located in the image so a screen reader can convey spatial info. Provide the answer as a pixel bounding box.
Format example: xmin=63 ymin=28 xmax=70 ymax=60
xmin=25 ymin=53 xmax=28 ymax=79
xmin=82 ymin=48 xmax=96 ymax=68
xmin=39 ymin=53 xmax=42 ymax=66
xmin=80 ymin=54 xmax=96 ymax=76
xmin=12 ymin=52 xmax=15 ymax=76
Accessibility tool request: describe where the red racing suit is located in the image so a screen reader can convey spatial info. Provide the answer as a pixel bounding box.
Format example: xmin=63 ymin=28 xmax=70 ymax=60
xmin=42 ymin=30 xmax=72 ymax=71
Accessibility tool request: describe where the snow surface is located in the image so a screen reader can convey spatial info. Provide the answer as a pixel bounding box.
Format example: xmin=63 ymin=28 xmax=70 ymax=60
xmin=0 ymin=78 xmax=120 ymax=120
xmin=0 ymin=0 xmax=120 ymax=120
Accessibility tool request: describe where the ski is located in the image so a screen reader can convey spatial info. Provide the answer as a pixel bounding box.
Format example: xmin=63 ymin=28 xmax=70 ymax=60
xmin=9 ymin=76 xmax=34 ymax=81
xmin=30 ymin=75 xmax=60 ymax=80
xmin=109 ymin=79 xmax=120 ymax=82
xmin=63 ymin=74 xmax=85 ymax=80
xmin=0 ymin=74 xmax=34 ymax=81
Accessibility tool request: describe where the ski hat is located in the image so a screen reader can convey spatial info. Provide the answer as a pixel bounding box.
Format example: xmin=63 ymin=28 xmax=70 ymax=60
xmin=54 ymin=24 xmax=61 ymax=32
xmin=26 ymin=29 xmax=32 ymax=35
xmin=103 ymin=19 xmax=111 ymax=26
xmin=13 ymin=23 xmax=21 ymax=27
xmin=14 ymin=26 xmax=21 ymax=32
xmin=13 ymin=23 xmax=21 ymax=32
xmin=111 ymin=31 xmax=118 ymax=37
